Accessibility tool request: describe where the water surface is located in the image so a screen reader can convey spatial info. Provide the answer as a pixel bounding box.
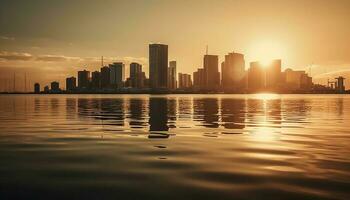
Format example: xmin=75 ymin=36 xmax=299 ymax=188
xmin=0 ymin=94 xmax=349 ymax=199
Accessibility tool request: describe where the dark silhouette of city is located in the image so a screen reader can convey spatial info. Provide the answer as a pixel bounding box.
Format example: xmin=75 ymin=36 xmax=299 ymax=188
xmin=26 ymin=44 xmax=346 ymax=95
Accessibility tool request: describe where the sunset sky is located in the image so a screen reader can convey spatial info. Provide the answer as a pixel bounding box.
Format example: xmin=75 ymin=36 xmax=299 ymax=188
xmin=1 ymin=0 xmax=350 ymax=91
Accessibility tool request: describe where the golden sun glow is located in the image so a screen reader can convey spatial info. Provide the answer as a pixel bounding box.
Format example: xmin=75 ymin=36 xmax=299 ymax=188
xmin=247 ymin=39 xmax=288 ymax=65
xmin=253 ymin=93 xmax=280 ymax=100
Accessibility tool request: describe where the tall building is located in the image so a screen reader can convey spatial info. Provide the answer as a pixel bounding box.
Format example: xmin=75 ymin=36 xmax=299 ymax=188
xmin=336 ymin=77 xmax=346 ymax=93
xmin=91 ymin=71 xmax=101 ymax=89
xmin=221 ymin=52 xmax=245 ymax=91
xmin=130 ymin=62 xmax=143 ymax=88
xmin=66 ymin=77 xmax=76 ymax=91
xmin=248 ymin=62 xmax=265 ymax=91
xmin=204 ymin=55 xmax=220 ymax=90
xmin=178 ymin=73 xmax=192 ymax=89
xmin=283 ymin=68 xmax=312 ymax=91
xmin=34 ymin=83 xmax=40 ymax=93
xmin=265 ymin=59 xmax=282 ymax=90
xmin=44 ymin=85 xmax=50 ymax=93
xmin=109 ymin=62 xmax=125 ymax=88
xmin=193 ymin=68 xmax=206 ymax=90
xmin=168 ymin=61 xmax=177 ymax=89
xmin=149 ymin=44 xmax=168 ymax=89
xmin=100 ymin=66 xmax=110 ymax=89
xmin=50 ymin=81 xmax=60 ymax=92
xmin=78 ymin=70 xmax=90 ymax=89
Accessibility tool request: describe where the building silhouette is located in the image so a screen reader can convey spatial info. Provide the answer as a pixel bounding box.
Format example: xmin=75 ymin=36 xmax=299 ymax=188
xmin=193 ymin=68 xmax=206 ymax=90
xmin=78 ymin=70 xmax=90 ymax=89
xmin=336 ymin=77 xmax=346 ymax=93
xmin=109 ymin=62 xmax=125 ymax=88
xmin=221 ymin=52 xmax=245 ymax=91
xmin=248 ymin=62 xmax=265 ymax=91
xmin=149 ymin=44 xmax=168 ymax=89
xmin=265 ymin=59 xmax=282 ymax=90
xmin=168 ymin=61 xmax=177 ymax=89
xmin=129 ymin=62 xmax=145 ymax=88
xmin=34 ymin=83 xmax=40 ymax=93
xmin=50 ymin=81 xmax=60 ymax=93
xmin=178 ymin=73 xmax=192 ymax=89
xmin=282 ymin=68 xmax=312 ymax=91
xmin=100 ymin=66 xmax=110 ymax=89
xmin=204 ymin=54 xmax=220 ymax=90
xmin=66 ymin=77 xmax=76 ymax=91
xmin=91 ymin=71 xmax=101 ymax=89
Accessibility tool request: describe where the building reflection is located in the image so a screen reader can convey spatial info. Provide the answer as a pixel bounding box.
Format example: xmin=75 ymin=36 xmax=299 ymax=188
xmin=65 ymin=98 xmax=77 ymax=120
xmin=266 ymin=99 xmax=282 ymax=127
xmin=69 ymin=95 xmax=327 ymax=137
xmin=99 ymin=98 xmax=125 ymax=126
xmin=129 ymin=98 xmax=147 ymax=128
xmin=193 ymin=98 xmax=219 ymax=128
xmin=167 ymin=98 xmax=177 ymax=129
xmin=220 ymin=98 xmax=246 ymax=129
xmin=149 ymin=98 xmax=169 ymax=132
xmin=282 ymin=99 xmax=310 ymax=124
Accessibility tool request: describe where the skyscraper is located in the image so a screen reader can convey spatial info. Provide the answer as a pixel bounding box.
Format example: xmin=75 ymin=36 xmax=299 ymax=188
xmin=178 ymin=73 xmax=192 ymax=89
xmin=78 ymin=70 xmax=90 ymax=89
xmin=168 ymin=61 xmax=177 ymax=89
xmin=193 ymin=68 xmax=206 ymax=90
xmin=50 ymin=81 xmax=60 ymax=92
xmin=221 ymin=52 xmax=245 ymax=91
xmin=248 ymin=62 xmax=264 ymax=91
xmin=130 ymin=62 xmax=142 ymax=88
xmin=109 ymin=62 xmax=125 ymax=88
xmin=100 ymin=66 xmax=110 ymax=89
xmin=34 ymin=83 xmax=40 ymax=93
xmin=265 ymin=59 xmax=282 ymax=90
xmin=66 ymin=77 xmax=76 ymax=91
xmin=91 ymin=71 xmax=101 ymax=89
xmin=204 ymin=55 xmax=220 ymax=90
xmin=149 ymin=44 xmax=168 ymax=89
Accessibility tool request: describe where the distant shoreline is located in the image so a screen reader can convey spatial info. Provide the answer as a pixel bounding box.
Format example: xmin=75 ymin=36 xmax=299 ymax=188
xmin=0 ymin=91 xmax=349 ymax=95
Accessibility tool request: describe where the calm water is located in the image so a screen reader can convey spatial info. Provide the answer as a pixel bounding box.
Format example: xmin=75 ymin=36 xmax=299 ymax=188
xmin=0 ymin=94 xmax=349 ymax=199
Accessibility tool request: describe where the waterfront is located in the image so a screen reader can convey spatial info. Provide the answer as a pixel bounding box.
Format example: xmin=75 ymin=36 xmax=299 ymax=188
xmin=0 ymin=94 xmax=349 ymax=199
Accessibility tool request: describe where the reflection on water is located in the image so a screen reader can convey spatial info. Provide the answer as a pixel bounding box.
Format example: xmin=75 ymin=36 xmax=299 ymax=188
xmin=0 ymin=94 xmax=349 ymax=199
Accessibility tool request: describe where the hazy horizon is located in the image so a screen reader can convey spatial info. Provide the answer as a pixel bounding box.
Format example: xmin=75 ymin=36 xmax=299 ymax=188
xmin=1 ymin=0 xmax=350 ymax=91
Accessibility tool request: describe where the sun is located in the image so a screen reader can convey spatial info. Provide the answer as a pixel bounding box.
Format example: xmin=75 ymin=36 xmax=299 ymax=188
xmin=247 ymin=39 xmax=287 ymax=66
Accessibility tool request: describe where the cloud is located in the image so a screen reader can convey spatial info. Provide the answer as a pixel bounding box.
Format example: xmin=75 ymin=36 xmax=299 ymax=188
xmin=36 ymin=55 xmax=82 ymax=62
xmin=0 ymin=36 xmax=15 ymax=41
xmin=0 ymin=51 xmax=33 ymax=61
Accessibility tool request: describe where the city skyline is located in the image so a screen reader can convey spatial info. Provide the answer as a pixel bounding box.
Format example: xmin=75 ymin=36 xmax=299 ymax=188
xmin=27 ymin=42 xmax=346 ymax=94
xmin=1 ymin=0 xmax=350 ymax=91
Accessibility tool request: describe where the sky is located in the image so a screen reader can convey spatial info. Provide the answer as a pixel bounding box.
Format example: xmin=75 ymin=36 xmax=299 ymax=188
xmin=0 ymin=0 xmax=350 ymax=91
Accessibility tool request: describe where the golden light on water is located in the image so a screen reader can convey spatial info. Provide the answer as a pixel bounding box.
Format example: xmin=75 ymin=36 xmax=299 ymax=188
xmin=253 ymin=93 xmax=280 ymax=100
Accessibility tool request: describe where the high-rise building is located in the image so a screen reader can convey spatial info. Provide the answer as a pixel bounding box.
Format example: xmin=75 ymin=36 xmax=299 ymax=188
xmin=109 ymin=62 xmax=125 ymax=88
xmin=168 ymin=61 xmax=177 ymax=89
xmin=336 ymin=77 xmax=345 ymax=93
xmin=66 ymin=77 xmax=76 ymax=91
xmin=34 ymin=83 xmax=40 ymax=93
xmin=100 ymin=66 xmax=110 ymax=89
xmin=248 ymin=62 xmax=265 ymax=91
xmin=265 ymin=59 xmax=282 ymax=90
xmin=178 ymin=73 xmax=192 ymax=89
xmin=149 ymin=44 xmax=168 ymax=89
xmin=91 ymin=71 xmax=101 ymax=89
xmin=44 ymin=85 xmax=49 ymax=93
xmin=204 ymin=55 xmax=220 ymax=90
xmin=283 ymin=68 xmax=312 ymax=90
xmin=130 ymin=62 xmax=143 ymax=88
xmin=221 ymin=52 xmax=245 ymax=91
xmin=78 ymin=70 xmax=90 ymax=89
xmin=193 ymin=68 xmax=206 ymax=90
xmin=50 ymin=81 xmax=60 ymax=92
